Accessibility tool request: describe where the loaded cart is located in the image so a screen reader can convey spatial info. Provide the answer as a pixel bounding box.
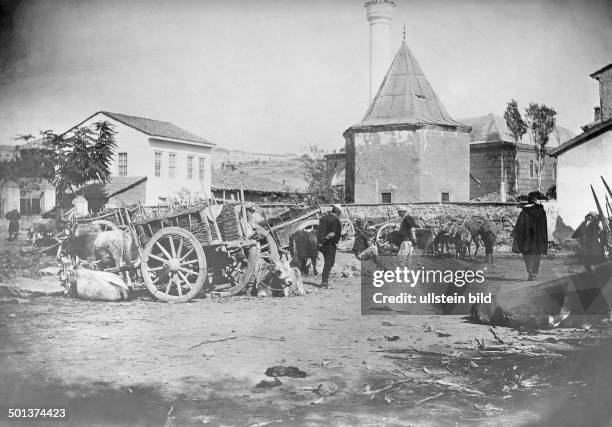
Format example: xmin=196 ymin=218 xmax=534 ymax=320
xmin=73 ymin=202 xmax=280 ymax=303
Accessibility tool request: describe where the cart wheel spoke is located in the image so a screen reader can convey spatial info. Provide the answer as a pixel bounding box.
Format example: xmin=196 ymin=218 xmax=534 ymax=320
xmin=176 ymin=237 xmax=184 ymax=259
xmin=177 ymin=270 xmax=192 ymax=289
xmin=149 ymin=253 xmax=167 ymax=264
xmin=179 ymin=247 xmax=195 ymax=261
xmin=164 ymin=275 xmax=173 ymax=295
xmin=168 ymin=235 xmax=176 ymax=257
xmin=148 ymin=265 xmax=166 ymax=272
xmin=179 ymin=267 xmax=198 ymax=276
xmin=155 ymin=242 xmax=172 ymax=260
xmin=175 ymin=274 xmax=183 ymax=296
xmin=180 ymin=259 xmax=200 ymax=267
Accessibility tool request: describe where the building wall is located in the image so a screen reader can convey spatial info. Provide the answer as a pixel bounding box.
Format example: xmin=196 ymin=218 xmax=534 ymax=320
xmin=347 ymin=128 xmax=470 ymax=203
xmin=597 ymin=68 xmax=612 ymax=121
xmin=470 ymin=144 xmax=556 ymax=199
xmin=556 ymin=130 xmax=612 ymax=229
xmin=79 ymin=113 xmax=212 ymax=204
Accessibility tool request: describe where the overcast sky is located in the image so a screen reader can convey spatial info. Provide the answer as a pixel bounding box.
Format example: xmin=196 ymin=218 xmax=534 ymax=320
xmin=0 ymin=0 xmax=610 ymax=152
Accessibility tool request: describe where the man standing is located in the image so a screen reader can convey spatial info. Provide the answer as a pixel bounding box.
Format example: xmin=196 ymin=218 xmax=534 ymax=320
xmin=397 ymin=206 xmax=418 ymax=267
xmin=512 ymin=192 xmax=548 ymax=280
xmin=317 ymin=204 xmax=342 ymax=288
xmin=5 ymin=207 xmax=20 ymax=241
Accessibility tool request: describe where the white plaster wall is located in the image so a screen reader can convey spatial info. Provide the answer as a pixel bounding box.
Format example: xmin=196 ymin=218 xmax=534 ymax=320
xmin=556 ymin=130 xmax=612 ymax=229
xmin=77 ymin=113 xmax=212 ymax=204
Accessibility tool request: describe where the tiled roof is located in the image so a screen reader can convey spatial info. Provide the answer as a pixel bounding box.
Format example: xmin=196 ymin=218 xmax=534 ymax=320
xmin=347 ymin=40 xmax=466 ymax=133
xmin=101 ymin=112 xmax=214 ymax=146
xmin=550 ymin=118 xmax=612 ymax=157
xmin=212 ymin=169 xmax=302 ymax=195
xmin=77 ymin=176 xmax=147 ymax=199
xmin=460 ymin=113 xmax=575 ymax=148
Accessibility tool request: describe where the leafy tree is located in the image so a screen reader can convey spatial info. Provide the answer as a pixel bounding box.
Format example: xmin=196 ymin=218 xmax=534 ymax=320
xmin=302 ymin=144 xmax=342 ymax=203
xmin=525 ymin=103 xmax=557 ymax=192
xmin=0 ymin=122 xmax=117 ymax=197
xmin=503 ymin=99 xmax=527 ymax=195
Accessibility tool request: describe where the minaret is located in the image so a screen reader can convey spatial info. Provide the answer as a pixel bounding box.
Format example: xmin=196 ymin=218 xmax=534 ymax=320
xmin=364 ymin=0 xmax=395 ymax=102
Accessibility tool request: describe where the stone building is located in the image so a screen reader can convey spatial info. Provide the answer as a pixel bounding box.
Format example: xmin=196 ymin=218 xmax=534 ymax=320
xmin=550 ymin=62 xmax=612 ymax=229
xmin=343 ymin=40 xmax=471 ymax=204
xmin=461 ymin=114 xmax=574 ymax=200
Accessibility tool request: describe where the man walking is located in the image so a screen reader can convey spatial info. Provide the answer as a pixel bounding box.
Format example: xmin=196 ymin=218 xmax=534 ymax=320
xmin=317 ymin=204 xmax=342 ymax=288
xmin=397 ymin=206 xmax=418 ymax=267
xmin=512 ymin=192 xmax=548 ymax=280
xmin=5 ymin=206 xmax=20 ymax=241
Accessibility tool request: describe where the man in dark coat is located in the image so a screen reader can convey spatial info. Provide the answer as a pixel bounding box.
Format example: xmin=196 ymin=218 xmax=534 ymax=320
xmin=512 ymin=192 xmax=548 ymax=280
xmin=5 ymin=207 xmax=21 ymax=241
xmin=317 ymin=204 xmax=342 ymax=288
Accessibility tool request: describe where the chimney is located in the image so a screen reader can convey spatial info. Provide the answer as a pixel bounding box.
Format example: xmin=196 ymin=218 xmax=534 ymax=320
xmin=594 ymin=106 xmax=602 ymax=122
xmin=365 ymin=0 xmax=395 ymax=102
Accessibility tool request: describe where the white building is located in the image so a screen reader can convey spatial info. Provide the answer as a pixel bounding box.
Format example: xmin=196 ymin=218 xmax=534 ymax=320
xmin=71 ymin=111 xmax=215 ymax=205
xmin=550 ymin=63 xmax=612 ymax=229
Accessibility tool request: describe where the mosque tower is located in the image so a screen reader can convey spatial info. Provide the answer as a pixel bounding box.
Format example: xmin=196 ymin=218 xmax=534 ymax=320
xmin=365 ymin=0 xmax=395 ymax=102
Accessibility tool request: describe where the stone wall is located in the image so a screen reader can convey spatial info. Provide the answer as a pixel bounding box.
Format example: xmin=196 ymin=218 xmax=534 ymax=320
xmin=597 ymin=67 xmax=612 ymax=121
xmin=346 ymin=128 xmax=470 ymax=203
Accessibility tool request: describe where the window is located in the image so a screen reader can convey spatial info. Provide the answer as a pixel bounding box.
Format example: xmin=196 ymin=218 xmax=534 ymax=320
xmin=187 ymin=156 xmax=194 ymax=179
xmin=529 ymin=160 xmax=534 ymax=178
xmin=198 ymin=157 xmax=206 ymax=180
xmin=381 ymin=192 xmax=392 ymax=204
xmin=20 ymin=191 xmax=40 ymax=215
xmin=169 ymin=153 xmax=176 ymax=178
xmin=154 ymin=152 xmax=162 ymax=177
xmin=441 ymin=192 xmax=450 ymax=203
xmin=118 ymin=153 xmax=127 ymax=177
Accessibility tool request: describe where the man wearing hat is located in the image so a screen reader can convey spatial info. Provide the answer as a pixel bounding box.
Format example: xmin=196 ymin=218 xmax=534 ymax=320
xmin=512 ymin=191 xmax=548 ymax=280
xmin=317 ymin=204 xmax=343 ymax=288
xmin=397 ymin=205 xmax=418 ymax=266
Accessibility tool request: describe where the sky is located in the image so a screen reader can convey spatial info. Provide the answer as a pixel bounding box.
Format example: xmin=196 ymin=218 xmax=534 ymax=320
xmin=0 ymin=0 xmax=611 ymax=153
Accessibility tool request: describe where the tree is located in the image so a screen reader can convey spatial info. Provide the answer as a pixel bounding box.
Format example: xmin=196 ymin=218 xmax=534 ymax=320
xmin=0 ymin=122 xmax=117 ymax=197
xmin=525 ymin=103 xmax=557 ymax=192
xmin=503 ymin=99 xmax=527 ymax=195
xmin=302 ymin=144 xmax=342 ymax=203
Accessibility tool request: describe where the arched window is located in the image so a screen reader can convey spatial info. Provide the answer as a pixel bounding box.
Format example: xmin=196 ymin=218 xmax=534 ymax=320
xmin=529 ymin=160 xmax=534 ymax=178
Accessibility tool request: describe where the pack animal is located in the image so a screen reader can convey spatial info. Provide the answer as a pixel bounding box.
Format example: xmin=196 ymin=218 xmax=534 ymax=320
xmin=289 ymin=229 xmax=319 ymax=275
xmin=453 ymin=227 xmax=471 ymax=259
xmin=255 ymin=259 xmax=305 ymax=297
xmin=433 ymin=227 xmax=455 ymax=255
xmin=29 ymin=217 xmax=69 ymax=244
xmin=62 ymin=224 xmax=136 ymax=270
xmin=466 ymin=219 xmax=497 ymax=262
xmin=414 ymin=228 xmax=435 ymax=255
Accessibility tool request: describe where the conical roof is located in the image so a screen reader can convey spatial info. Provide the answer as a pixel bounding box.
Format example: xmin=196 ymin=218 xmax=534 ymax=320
xmin=348 ymin=40 xmax=465 ymax=133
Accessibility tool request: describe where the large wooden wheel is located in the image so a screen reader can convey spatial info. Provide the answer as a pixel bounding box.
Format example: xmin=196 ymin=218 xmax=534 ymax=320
xmin=210 ymin=245 xmax=258 ymax=297
xmin=376 ymin=221 xmax=400 ymax=246
xmin=140 ymin=227 xmax=207 ymax=303
xmin=252 ymin=224 xmax=280 ymax=261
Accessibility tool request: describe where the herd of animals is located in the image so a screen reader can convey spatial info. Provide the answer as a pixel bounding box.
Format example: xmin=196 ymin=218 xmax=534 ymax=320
xmin=22 ymin=208 xmax=612 ymax=301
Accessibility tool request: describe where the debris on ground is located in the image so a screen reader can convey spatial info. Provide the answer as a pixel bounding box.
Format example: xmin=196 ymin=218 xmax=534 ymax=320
xmin=265 ymin=366 xmax=308 ymax=378
xmin=255 ymin=378 xmax=282 ymax=388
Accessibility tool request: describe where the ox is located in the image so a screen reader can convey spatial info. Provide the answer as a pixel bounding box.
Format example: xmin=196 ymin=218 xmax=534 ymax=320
xmin=62 ymin=224 xmax=137 ymax=271
xmin=29 ymin=217 xmax=69 ymax=244
xmin=64 ymin=265 xmax=130 ymax=301
xmin=255 ymin=259 xmax=305 ymax=297
xmin=289 ymin=229 xmax=319 ymax=275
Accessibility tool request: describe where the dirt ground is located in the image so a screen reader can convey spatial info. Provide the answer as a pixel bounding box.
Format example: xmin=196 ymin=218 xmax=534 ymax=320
xmin=2 ymin=234 xmax=612 ymax=426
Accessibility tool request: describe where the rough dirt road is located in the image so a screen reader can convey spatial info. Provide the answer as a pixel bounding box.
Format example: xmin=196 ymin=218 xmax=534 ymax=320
xmin=2 ymin=241 xmax=612 ymax=426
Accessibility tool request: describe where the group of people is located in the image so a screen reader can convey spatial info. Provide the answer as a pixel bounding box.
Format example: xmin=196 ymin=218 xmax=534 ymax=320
xmin=316 ymin=191 xmax=550 ymax=288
